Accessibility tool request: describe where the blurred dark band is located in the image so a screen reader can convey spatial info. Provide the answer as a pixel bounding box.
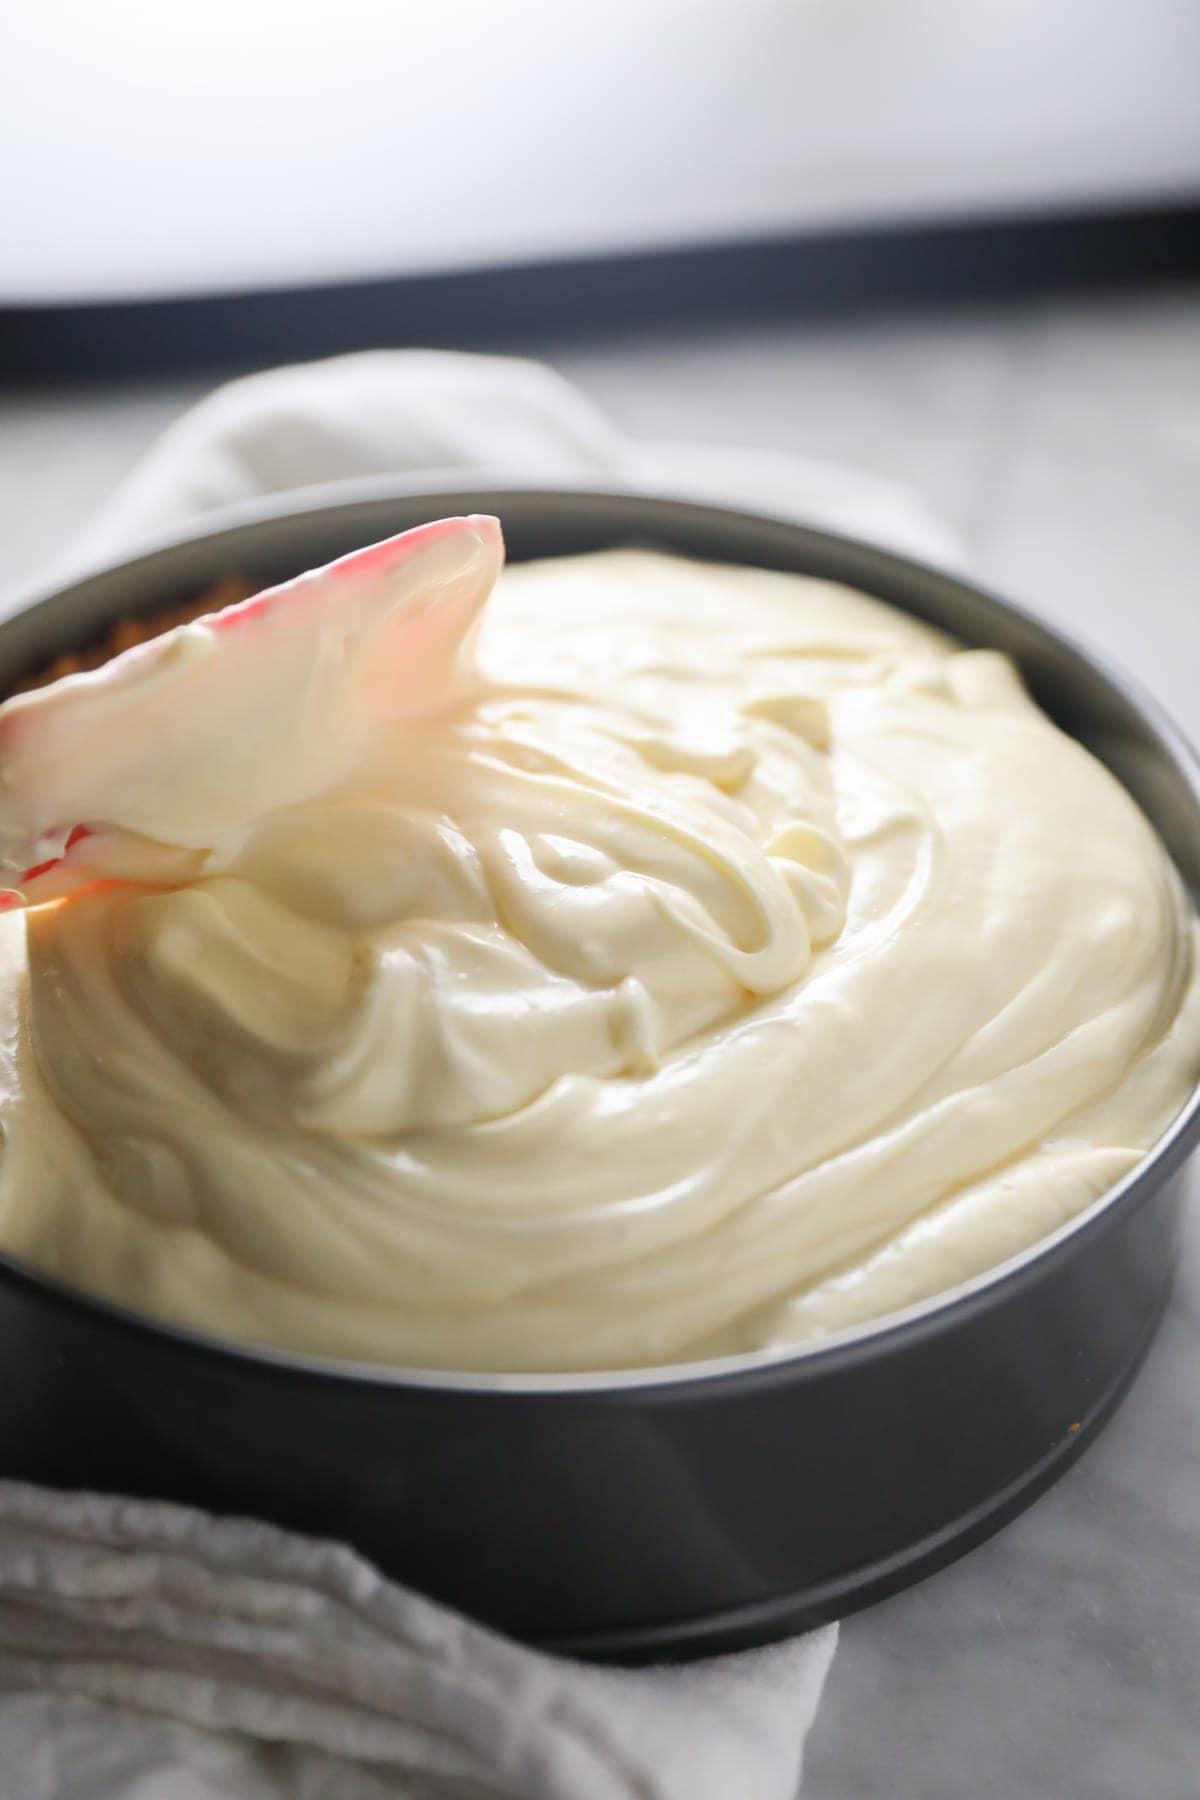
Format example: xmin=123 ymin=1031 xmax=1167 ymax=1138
xmin=4 ymin=202 xmax=1199 ymax=384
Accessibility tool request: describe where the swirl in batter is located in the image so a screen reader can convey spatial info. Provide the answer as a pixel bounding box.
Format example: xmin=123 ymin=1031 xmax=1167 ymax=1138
xmin=0 ymin=517 xmax=1196 ymax=1369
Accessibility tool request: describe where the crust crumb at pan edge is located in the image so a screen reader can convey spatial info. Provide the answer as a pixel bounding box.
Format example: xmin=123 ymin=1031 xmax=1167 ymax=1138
xmin=10 ymin=574 xmax=256 ymax=696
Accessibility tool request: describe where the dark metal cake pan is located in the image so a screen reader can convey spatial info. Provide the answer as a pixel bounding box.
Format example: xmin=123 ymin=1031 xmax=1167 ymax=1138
xmin=0 ymin=484 xmax=1197 ymax=1660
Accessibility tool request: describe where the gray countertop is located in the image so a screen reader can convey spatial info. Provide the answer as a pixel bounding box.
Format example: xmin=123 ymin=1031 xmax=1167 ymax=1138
xmin=2 ymin=283 xmax=1197 ymax=1798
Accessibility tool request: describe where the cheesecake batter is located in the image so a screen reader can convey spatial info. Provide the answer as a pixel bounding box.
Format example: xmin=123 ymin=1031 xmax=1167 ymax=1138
xmin=0 ymin=517 xmax=1196 ymax=1369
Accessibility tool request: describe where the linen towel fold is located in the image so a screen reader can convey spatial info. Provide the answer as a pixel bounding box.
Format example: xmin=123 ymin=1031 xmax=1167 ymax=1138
xmin=0 ymin=1483 xmax=836 ymax=1800
xmin=0 ymin=348 xmax=958 ymax=1798
xmin=60 ymin=349 xmax=961 ymax=578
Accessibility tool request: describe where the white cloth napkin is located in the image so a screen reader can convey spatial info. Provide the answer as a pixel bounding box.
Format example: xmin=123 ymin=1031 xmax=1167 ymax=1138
xmin=60 ymin=349 xmax=962 ymax=578
xmin=0 ymin=1484 xmax=835 ymax=1800
xmin=0 ymin=349 xmax=959 ymax=1798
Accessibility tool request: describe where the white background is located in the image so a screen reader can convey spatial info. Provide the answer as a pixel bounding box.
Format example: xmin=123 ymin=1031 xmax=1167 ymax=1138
xmin=3 ymin=0 xmax=1199 ymax=304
